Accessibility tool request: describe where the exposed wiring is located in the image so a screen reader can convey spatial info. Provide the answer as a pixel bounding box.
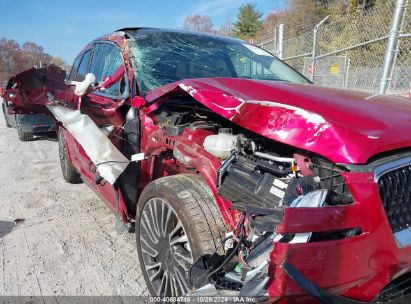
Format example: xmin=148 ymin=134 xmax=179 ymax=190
xmin=96 ymin=160 xmax=130 ymax=166
xmin=107 ymin=130 xmax=139 ymax=146
xmin=189 ymin=211 xmax=247 ymax=285
xmin=102 ymin=125 xmax=139 ymax=146
xmin=233 ymin=212 xmax=247 ymax=236
xmin=122 ymin=116 xmax=139 ymax=129
xmin=239 ymin=249 xmax=248 ymax=266
xmin=188 ymin=234 xmax=234 ymax=286
xmin=213 ymin=234 xmax=234 ymax=255
xmin=205 ymin=212 xmax=247 ymax=283
xmin=206 ymin=228 xmax=244 ymax=283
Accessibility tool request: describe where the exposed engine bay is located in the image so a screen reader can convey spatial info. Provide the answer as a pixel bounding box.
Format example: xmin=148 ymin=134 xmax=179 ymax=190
xmin=151 ymin=98 xmax=357 ymax=298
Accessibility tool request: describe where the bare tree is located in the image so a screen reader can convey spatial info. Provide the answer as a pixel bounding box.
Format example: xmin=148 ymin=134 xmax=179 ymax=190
xmin=0 ymin=37 xmax=68 ymax=82
xmin=51 ymin=56 xmax=71 ymax=72
xmin=22 ymin=42 xmax=51 ymax=67
xmin=256 ymin=10 xmax=282 ymax=42
xmin=183 ymin=15 xmax=214 ymax=33
xmin=216 ymin=16 xmax=234 ymax=37
xmin=0 ymin=39 xmax=24 ymax=81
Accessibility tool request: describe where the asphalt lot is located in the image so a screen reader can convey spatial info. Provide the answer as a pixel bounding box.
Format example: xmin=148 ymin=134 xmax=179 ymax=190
xmin=0 ymin=108 xmax=148 ymax=296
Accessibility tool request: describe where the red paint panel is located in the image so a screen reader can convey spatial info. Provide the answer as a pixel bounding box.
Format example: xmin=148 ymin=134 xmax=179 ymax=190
xmin=146 ymin=78 xmax=411 ymax=164
xmin=268 ymin=171 xmax=411 ymax=302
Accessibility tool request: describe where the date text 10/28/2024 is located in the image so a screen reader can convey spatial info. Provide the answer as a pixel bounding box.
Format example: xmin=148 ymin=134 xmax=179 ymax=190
xmin=149 ymin=297 xmax=259 ymax=302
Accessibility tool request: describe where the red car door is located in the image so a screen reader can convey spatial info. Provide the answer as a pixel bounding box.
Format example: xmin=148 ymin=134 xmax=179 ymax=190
xmin=70 ymin=42 xmax=130 ymax=210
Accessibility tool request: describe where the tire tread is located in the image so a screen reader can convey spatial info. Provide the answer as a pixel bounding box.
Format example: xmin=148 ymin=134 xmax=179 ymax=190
xmin=139 ymin=174 xmax=226 ymax=254
xmin=58 ymin=128 xmax=82 ymax=184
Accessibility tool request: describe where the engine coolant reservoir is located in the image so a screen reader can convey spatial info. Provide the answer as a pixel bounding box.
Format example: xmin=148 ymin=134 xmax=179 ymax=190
xmin=203 ymin=128 xmax=237 ymax=159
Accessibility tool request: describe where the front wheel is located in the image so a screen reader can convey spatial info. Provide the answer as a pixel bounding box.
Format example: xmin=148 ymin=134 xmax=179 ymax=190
xmin=57 ymin=127 xmax=82 ymax=184
xmin=136 ymin=174 xmax=226 ymax=296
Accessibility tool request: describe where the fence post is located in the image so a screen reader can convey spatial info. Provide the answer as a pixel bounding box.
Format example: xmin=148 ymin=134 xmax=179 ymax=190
xmin=311 ymin=16 xmax=330 ymax=82
xmin=379 ymin=0 xmax=408 ymax=95
xmin=278 ymin=24 xmax=284 ymax=60
xmin=345 ymin=58 xmax=351 ymax=88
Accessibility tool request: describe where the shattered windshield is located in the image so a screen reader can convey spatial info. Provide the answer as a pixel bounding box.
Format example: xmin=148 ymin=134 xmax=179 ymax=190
xmin=129 ymin=31 xmax=309 ymax=96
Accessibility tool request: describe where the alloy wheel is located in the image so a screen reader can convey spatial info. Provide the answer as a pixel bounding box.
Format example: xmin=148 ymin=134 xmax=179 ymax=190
xmin=139 ymin=197 xmax=193 ymax=296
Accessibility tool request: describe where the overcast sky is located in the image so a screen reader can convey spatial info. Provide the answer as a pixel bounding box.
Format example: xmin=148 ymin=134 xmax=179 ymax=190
xmin=0 ymin=0 xmax=286 ymax=64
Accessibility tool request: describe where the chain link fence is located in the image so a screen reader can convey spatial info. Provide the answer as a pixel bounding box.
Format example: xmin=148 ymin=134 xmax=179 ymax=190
xmin=257 ymin=1 xmax=411 ymax=96
xmin=283 ymin=31 xmax=314 ymax=74
xmin=257 ymin=28 xmax=281 ymax=57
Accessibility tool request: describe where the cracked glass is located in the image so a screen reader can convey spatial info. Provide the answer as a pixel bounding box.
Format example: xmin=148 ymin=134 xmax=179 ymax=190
xmin=129 ymin=31 xmax=309 ymax=96
xmin=90 ymin=43 xmax=125 ymax=96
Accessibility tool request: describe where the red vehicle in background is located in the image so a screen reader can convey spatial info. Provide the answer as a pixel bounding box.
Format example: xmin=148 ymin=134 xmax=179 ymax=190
xmin=1 ymin=77 xmax=55 ymax=141
xmin=3 ymin=28 xmax=411 ymax=303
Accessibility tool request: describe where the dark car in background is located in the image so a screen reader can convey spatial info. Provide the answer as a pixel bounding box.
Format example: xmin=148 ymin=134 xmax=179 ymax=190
xmin=1 ymin=79 xmax=55 ymax=140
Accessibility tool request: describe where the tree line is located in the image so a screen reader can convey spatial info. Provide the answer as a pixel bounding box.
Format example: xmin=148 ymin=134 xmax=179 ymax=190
xmin=0 ymin=0 xmax=394 ymax=84
xmin=183 ymin=0 xmax=386 ymax=42
xmin=0 ymin=38 xmax=69 ymax=84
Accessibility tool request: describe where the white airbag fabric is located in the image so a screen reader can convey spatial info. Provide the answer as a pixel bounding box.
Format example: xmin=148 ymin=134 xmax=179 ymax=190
xmin=47 ymin=106 xmax=129 ymax=185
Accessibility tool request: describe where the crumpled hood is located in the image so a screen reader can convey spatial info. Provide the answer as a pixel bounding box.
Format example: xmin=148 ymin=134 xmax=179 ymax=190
xmin=146 ymin=78 xmax=411 ymax=164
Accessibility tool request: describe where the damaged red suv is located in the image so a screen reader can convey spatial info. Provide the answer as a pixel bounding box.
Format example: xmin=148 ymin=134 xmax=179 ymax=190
xmin=3 ymin=28 xmax=411 ymax=303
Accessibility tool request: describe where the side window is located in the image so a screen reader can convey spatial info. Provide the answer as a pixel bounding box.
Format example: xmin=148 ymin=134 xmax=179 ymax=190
xmin=68 ymin=55 xmax=82 ymax=81
xmin=75 ymin=50 xmax=91 ymax=81
xmin=228 ymin=50 xmax=274 ymax=79
xmin=90 ymin=43 xmax=126 ymax=96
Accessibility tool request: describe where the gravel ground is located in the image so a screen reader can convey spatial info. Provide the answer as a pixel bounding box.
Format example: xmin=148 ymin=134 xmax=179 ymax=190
xmin=0 ymin=104 xmax=148 ymax=296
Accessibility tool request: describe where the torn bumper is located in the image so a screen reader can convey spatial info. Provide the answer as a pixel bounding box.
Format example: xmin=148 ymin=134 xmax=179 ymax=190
xmin=283 ymin=261 xmax=367 ymax=304
xmin=265 ymin=171 xmax=411 ymax=303
xmin=189 ymin=170 xmax=411 ymax=302
xmin=283 ymin=261 xmax=411 ymax=304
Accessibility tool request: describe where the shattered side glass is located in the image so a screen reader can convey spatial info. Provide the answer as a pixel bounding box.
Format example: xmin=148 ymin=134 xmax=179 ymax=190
xmin=90 ymin=43 xmax=125 ymax=96
xmin=129 ymin=31 xmax=309 ymax=96
xmin=69 ymin=55 xmax=82 ymax=81
xmin=76 ymin=50 xmax=91 ymax=82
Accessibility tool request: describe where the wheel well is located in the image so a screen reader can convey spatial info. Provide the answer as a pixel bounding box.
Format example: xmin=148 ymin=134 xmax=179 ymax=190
xmin=374 ymin=271 xmax=411 ymax=302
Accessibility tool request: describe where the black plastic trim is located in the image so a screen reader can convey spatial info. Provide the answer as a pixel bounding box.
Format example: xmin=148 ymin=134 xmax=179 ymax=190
xmin=283 ymin=261 xmax=368 ymax=304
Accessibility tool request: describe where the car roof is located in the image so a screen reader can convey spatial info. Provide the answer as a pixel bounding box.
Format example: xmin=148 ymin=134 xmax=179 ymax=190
xmin=114 ymin=27 xmax=244 ymax=43
xmin=75 ymin=27 xmax=244 ymax=63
